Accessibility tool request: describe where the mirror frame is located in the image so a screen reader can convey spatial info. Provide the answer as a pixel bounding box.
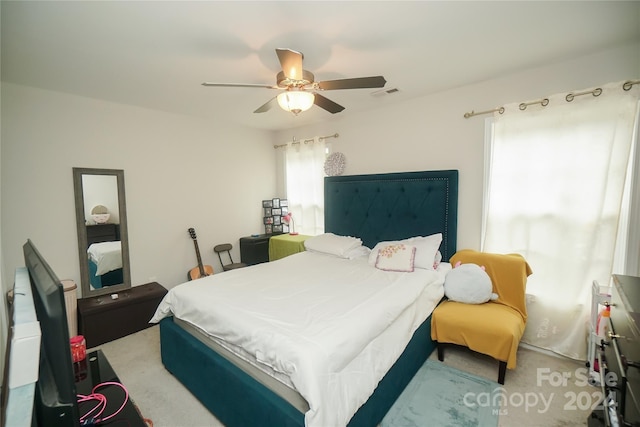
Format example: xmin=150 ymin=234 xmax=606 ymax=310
xmin=73 ymin=167 xmax=131 ymax=298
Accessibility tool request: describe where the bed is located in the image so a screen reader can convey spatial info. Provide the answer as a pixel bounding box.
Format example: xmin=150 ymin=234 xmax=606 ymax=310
xmin=152 ymin=169 xmax=458 ymax=427
xmin=86 ymin=224 xmax=123 ymax=288
xmin=87 ymin=241 xmax=124 ymax=288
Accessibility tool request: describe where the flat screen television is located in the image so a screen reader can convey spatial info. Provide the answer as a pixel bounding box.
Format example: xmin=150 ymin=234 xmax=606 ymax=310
xmin=24 ymin=239 xmax=80 ymax=427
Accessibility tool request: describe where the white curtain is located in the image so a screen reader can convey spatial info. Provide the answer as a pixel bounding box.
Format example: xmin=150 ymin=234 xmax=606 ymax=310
xmin=482 ymin=81 xmax=640 ymax=360
xmin=284 ymin=137 xmax=326 ymax=236
xmin=614 ymin=119 xmax=640 ymax=276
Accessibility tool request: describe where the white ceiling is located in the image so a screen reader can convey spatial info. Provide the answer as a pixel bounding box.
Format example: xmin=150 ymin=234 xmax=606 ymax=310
xmin=2 ymin=1 xmax=639 ymax=131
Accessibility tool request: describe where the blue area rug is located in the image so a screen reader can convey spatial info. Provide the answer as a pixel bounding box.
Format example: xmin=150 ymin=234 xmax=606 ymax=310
xmin=381 ymin=359 xmax=500 ymax=427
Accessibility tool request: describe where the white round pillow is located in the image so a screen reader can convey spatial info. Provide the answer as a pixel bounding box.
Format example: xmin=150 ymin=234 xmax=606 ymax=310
xmin=444 ymin=263 xmax=497 ymax=304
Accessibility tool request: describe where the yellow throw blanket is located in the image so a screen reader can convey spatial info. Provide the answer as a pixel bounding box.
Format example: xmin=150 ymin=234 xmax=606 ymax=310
xmin=451 ymin=249 xmax=532 ymax=322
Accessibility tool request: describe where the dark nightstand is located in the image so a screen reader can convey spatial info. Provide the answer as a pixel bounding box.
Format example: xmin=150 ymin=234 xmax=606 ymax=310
xmin=239 ymin=235 xmax=271 ymax=265
xmin=86 ymin=223 xmax=120 ymax=244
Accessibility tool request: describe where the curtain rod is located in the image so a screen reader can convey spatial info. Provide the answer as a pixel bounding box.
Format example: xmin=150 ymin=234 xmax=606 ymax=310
xmin=463 ymin=79 xmax=639 ymax=119
xmin=273 ymin=132 xmax=339 ymax=149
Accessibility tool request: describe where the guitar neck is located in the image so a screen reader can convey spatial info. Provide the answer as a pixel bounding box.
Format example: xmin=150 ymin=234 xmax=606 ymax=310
xmin=193 ymin=239 xmax=206 ymax=276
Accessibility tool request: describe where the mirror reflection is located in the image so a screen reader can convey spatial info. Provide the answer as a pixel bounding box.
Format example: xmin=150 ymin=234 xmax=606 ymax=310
xmin=73 ymin=168 xmax=131 ymax=298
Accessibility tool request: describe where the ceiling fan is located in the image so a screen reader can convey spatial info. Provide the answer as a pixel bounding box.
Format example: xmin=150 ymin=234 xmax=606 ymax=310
xmin=202 ymin=48 xmax=387 ymax=115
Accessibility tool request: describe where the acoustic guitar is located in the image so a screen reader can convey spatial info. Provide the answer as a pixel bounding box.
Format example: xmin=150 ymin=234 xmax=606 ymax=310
xmin=187 ymin=227 xmax=214 ymax=280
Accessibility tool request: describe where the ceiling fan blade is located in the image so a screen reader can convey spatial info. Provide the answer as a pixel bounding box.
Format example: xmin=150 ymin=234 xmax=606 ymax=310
xmin=253 ymin=96 xmax=277 ymax=114
xmin=202 ymin=82 xmax=277 ymax=89
xmin=276 ymin=48 xmax=304 ymax=81
xmin=317 ymin=76 xmax=387 ymax=91
xmin=313 ymin=93 xmax=345 ymax=114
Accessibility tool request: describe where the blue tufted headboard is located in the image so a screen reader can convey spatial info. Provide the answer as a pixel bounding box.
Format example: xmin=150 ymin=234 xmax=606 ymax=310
xmin=324 ymin=170 xmax=458 ymax=261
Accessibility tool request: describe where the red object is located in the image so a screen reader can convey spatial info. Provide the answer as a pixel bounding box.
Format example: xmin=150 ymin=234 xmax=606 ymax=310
xmin=70 ymin=335 xmax=86 ymax=363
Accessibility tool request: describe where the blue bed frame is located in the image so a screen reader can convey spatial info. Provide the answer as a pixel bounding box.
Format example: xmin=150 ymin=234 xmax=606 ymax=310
xmin=159 ymin=169 xmax=458 ymax=426
xmin=88 ymin=259 xmax=124 ymax=289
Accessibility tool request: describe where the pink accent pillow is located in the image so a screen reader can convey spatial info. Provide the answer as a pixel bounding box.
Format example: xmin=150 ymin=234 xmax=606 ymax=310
xmin=374 ymin=244 xmax=416 ymax=272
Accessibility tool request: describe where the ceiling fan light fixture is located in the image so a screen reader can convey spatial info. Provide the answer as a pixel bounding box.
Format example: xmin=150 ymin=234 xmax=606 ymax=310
xmin=277 ymin=90 xmax=315 ymax=115
xmin=204 ymin=49 xmax=385 ymax=115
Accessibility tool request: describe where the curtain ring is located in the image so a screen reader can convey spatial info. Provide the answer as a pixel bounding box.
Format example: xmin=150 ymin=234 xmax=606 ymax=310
xmin=566 ymin=88 xmax=601 ymax=102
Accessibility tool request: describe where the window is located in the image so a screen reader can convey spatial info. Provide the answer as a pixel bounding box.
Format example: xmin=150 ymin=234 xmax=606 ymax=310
xmin=283 ymin=138 xmax=328 ymax=236
xmin=483 ymin=82 xmax=639 ymax=359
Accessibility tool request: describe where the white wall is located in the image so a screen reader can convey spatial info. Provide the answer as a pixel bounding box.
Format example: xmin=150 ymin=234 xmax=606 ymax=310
xmin=1 ymin=84 xmax=276 ymax=294
xmin=1 ymin=42 xmax=638 ymax=300
xmin=275 ymin=42 xmax=640 ymax=251
xmin=82 ymin=174 xmax=120 ymax=225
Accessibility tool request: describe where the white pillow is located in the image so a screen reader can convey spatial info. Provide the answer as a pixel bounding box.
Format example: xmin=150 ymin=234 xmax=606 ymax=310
xmin=304 ymin=233 xmax=363 ymax=258
xmin=345 ymin=245 xmax=372 ymax=260
xmin=375 ymin=244 xmax=416 ymax=272
xmin=368 ymin=233 xmax=442 ymax=270
xmin=407 ymin=234 xmax=443 ymax=269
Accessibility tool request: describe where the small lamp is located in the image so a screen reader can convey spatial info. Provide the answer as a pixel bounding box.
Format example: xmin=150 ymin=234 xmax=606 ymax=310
xmin=282 ymin=213 xmax=298 ymax=235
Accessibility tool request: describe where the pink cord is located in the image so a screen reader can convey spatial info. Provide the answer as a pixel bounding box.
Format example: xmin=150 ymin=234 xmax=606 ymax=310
xmin=78 ymin=392 xmax=106 ymax=422
xmin=78 ymin=381 xmax=130 ymax=423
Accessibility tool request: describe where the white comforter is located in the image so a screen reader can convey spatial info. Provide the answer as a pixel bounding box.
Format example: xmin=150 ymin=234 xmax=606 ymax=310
xmin=151 ymin=251 xmax=447 ymax=427
xmin=87 ymin=241 xmax=122 ymax=276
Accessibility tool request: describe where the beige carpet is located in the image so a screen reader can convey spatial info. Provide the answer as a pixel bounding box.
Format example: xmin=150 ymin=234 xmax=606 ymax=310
xmin=96 ymin=325 xmax=592 ymax=427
